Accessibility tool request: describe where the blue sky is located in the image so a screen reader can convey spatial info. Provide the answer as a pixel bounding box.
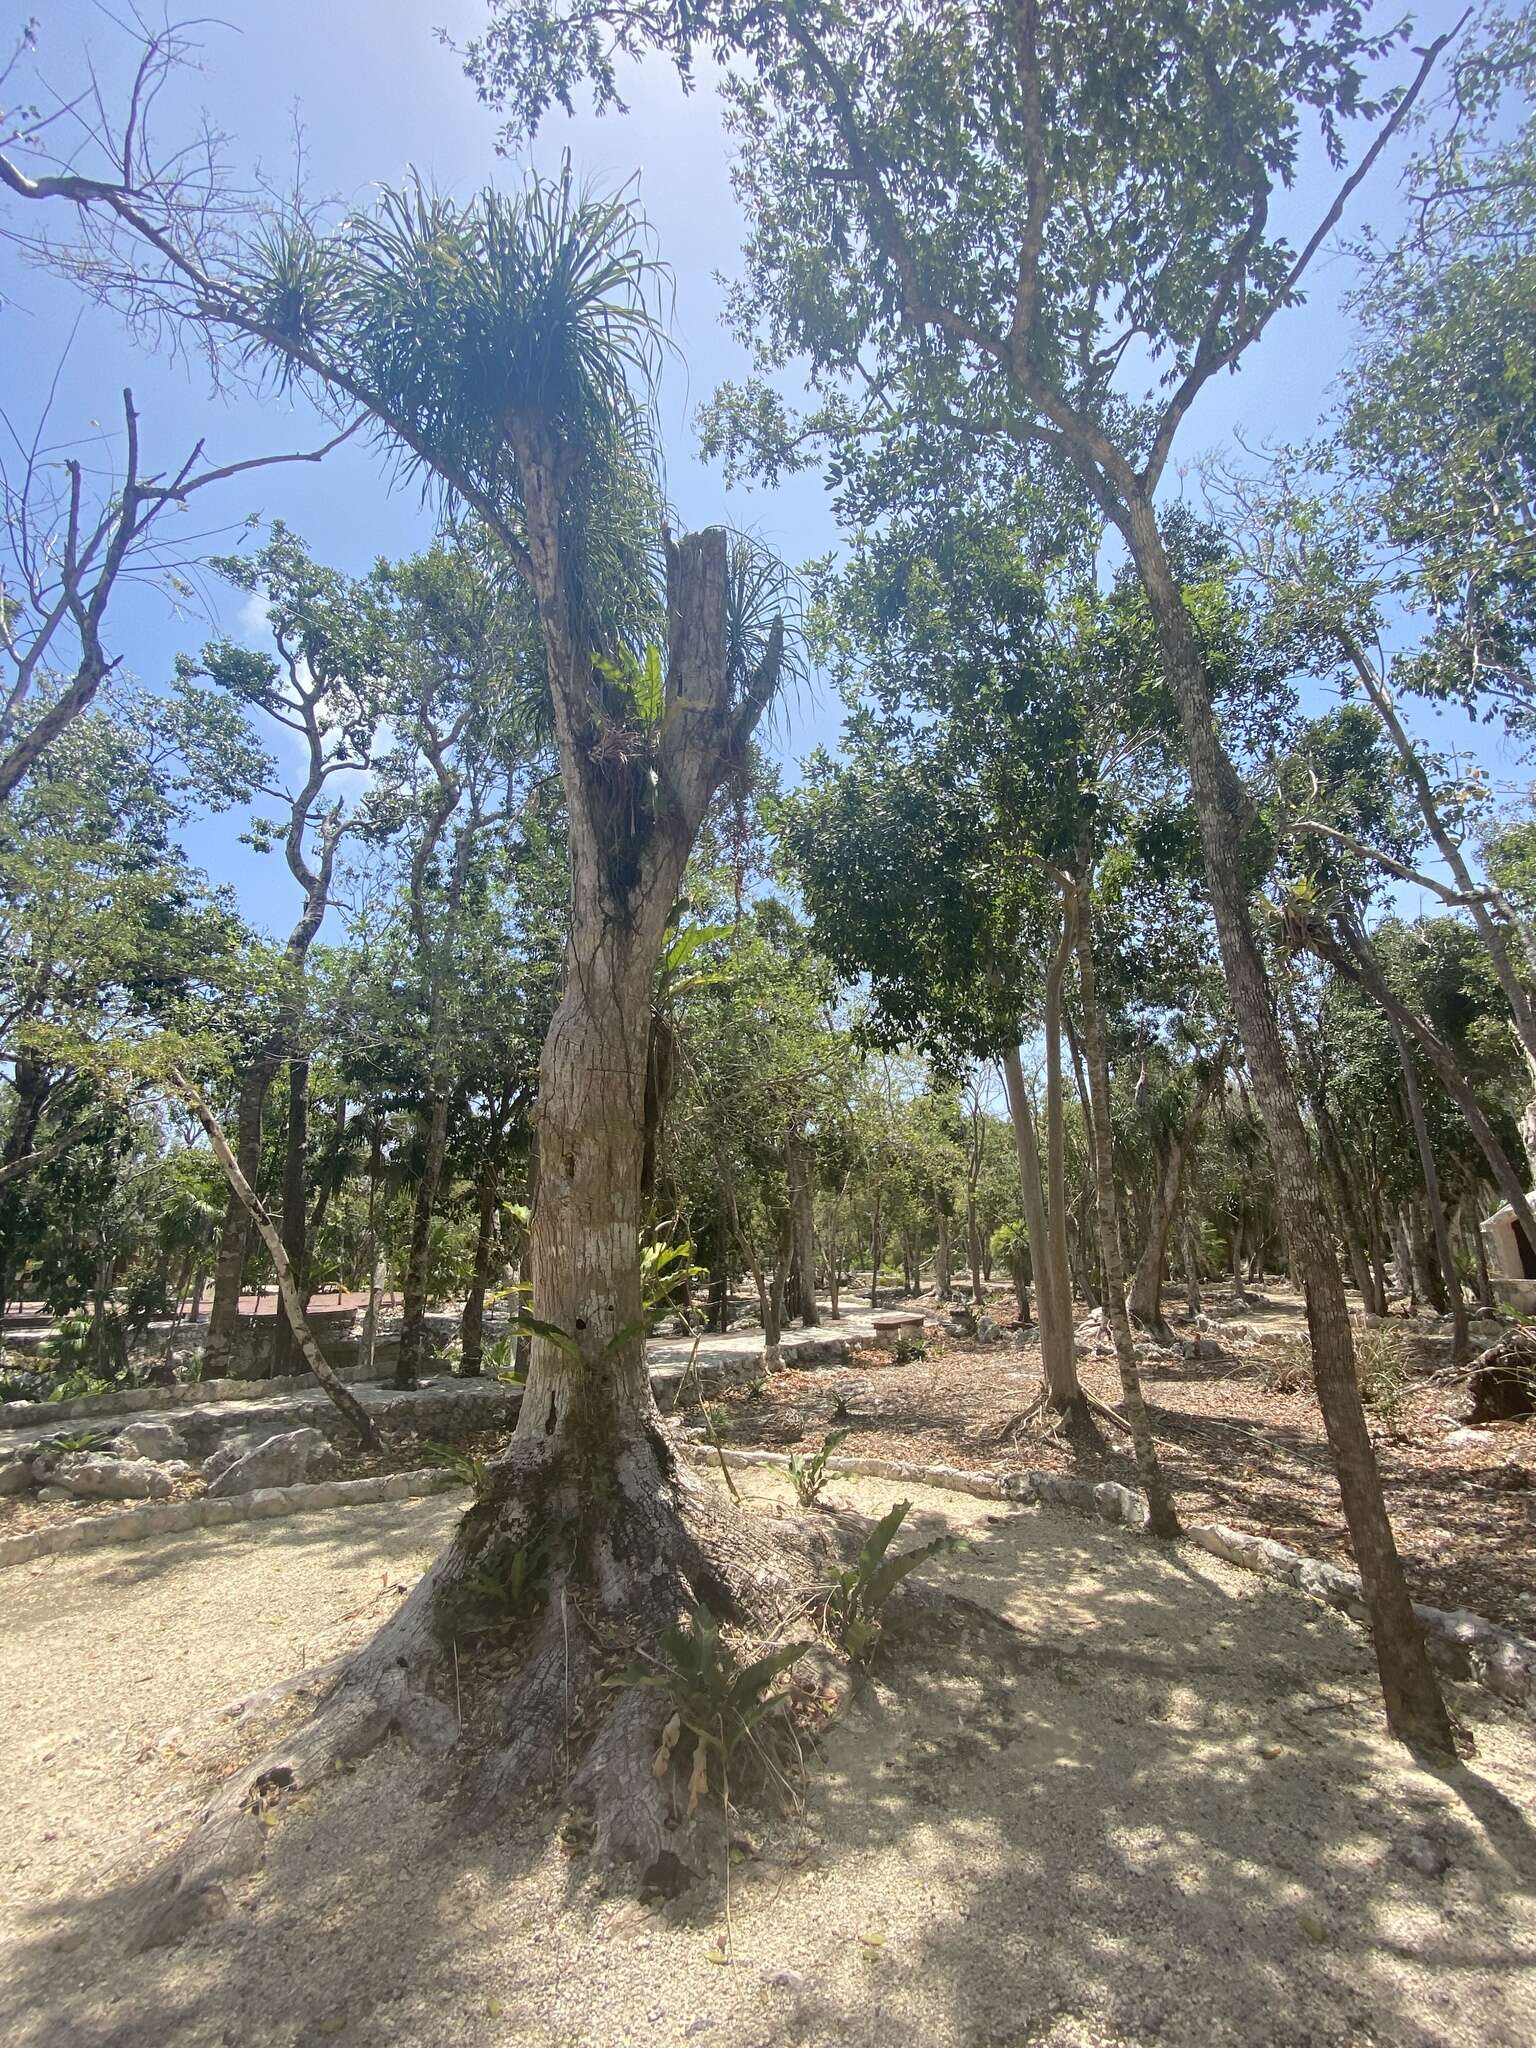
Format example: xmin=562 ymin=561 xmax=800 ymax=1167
xmin=3 ymin=0 xmax=1504 ymax=939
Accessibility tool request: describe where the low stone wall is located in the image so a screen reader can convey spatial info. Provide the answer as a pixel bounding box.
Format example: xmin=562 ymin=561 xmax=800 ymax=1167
xmin=0 ymin=1362 xmax=378 ymax=1432
xmin=680 ymin=1441 xmax=1536 ymax=1713
xmin=0 ymin=1466 xmax=464 ymax=1570
xmin=0 ymin=1366 xmax=519 ymax=1437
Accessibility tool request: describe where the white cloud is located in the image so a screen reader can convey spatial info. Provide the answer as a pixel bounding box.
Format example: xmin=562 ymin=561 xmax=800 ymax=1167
xmin=236 ymin=591 xmax=275 ymax=646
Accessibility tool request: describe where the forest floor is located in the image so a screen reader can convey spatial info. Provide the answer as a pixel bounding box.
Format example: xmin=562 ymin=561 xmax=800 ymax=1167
xmin=2 ymin=1471 xmax=1533 ymax=2048
xmin=706 ymin=1287 xmax=1536 ymax=1639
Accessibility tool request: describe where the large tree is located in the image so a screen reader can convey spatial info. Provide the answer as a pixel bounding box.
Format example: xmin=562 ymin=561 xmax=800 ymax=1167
xmin=461 ymin=0 xmax=1461 ymax=1751
xmin=0 ymin=63 xmax=814 ymax=1914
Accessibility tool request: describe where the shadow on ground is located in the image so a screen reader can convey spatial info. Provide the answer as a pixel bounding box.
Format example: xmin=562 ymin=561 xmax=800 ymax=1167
xmin=2 ymin=1475 xmax=1534 ymax=2048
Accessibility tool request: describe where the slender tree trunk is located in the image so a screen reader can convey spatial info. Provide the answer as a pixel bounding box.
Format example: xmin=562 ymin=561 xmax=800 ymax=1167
xmin=1339 ymin=625 xmax=1536 ymax=1159
xmin=1390 ymin=1213 xmax=1416 ymax=1304
xmin=271 ymin=1056 xmax=311 ymax=1378
xmin=827 ymin=1201 xmax=842 ymax=1319
xmin=1044 ymin=918 xmax=1074 ymax=1340
xmin=202 ymin=1055 xmax=279 ymax=1374
xmin=1121 ymin=492 xmax=1451 ymax=1753
xmin=1128 ymin=1061 xmax=1221 ymax=1337
xmin=1010 ymin=1248 xmax=1032 ymax=1324
xmin=1326 ymin=920 xmax=1536 ymax=1255
xmin=787 ymin=1124 xmax=819 ymax=1327
xmin=935 ymin=1207 xmax=952 ymax=1301
xmin=171 ymin=1071 xmax=384 ymax=1451
xmin=1365 ymin=1180 xmax=1392 ymax=1314
xmin=1001 ymin=1046 xmax=1079 ymax=1404
xmin=515 ymin=1130 xmax=540 ymax=1374
xmin=965 ymin=1185 xmax=984 ymax=1305
xmin=461 ymin=1167 xmax=501 ymax=1376
xmin=1388 ymin=1039 xmax=1469 ymax=1366
xmin=1471 ymin=1212 xmax=1494 ymax=1310
xmin=868 ymin=1190 xmax=883 ymax=1309
xmin=1182 ymin=1207 xmax=1202 ymax=1323
xmin=398 ymin=1089 xmax=451 ymax=1388
xmin=1073 ymin=894 xmax=1179 ymax=1536
xmin=762 ymin=1228 xmax=791 ymax=1366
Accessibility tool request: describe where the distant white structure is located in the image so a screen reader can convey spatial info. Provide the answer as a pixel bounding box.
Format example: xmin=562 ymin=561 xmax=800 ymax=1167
xmin=1480 ymin=1200 xmax=1536 ymax=1312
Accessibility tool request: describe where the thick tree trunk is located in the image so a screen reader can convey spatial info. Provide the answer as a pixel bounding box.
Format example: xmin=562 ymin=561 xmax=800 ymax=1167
xmin=130 ymin=508 xmax=797 ymax=1931
xmin=517 ymin=920 xmax=659 ymax=1449
xmin=1122 ymin=493 xmax=1451 ymax=1754
xmin=935 ymin=1207 xmax=952 ymax=1300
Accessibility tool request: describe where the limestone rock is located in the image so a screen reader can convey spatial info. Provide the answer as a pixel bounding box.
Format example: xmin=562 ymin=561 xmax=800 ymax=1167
xmin=204 ymin=1427 xmax=342 ymax=1497
xmin=112 ymin=1420 xmax=187 ymax=1463
xmin=201 ymin=1424 xmax=306 ymax=1481
xmin=0 ymin=1455 xmax=30 ymax=1496
xmin=55 ymin=1454 xmax=174 ymax=1501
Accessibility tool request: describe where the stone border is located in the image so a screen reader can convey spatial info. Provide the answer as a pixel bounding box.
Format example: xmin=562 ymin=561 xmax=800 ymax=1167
xmin=681 ymin=1441 xmax=1536 ymax=1712
xmin=0 ymin=1361 xmax=387 ymax=1431
xmin=0 ymin=1324 xmax=858 ymax=1432
xmin=0 ymin=1466 xmax=464 ymax=1570
xmin=8 ymin=1432 xmax=1529 ymax=1715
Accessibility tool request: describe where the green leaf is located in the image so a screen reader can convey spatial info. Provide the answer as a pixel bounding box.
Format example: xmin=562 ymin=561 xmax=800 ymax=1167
xmin=505 ymin=1313 xmax=584 ymax=1360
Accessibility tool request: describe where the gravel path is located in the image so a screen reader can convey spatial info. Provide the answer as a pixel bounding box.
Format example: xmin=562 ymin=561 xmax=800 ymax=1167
xmin=2 ymin=1476 xmax=1533 ymax=2048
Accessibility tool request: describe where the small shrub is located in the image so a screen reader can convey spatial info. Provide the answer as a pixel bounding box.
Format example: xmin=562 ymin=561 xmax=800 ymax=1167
xmin=823 ymin=1501 xmax=963 ymax=1663
xmin=609 ymin=1605 xmax=811 ymax=1813
xmin=894 ymin=1332 xmax=926 ymax=1363
xmin=442 ymin=1524 xmax=552 ymax=1642
xmin=1260 ymin=1343 xmax=1310 ymax=1396
xmin=480 ymin=1333 xmax=525 ymax=1383
xmin=47 ymin=1368 xmax=117 ymax=1402
xmin=422 ymin=1439 xmax=493 ymax=1500
xmin=37 ymin=1427 xmax=114 ymax=1456
xmin=787 ymin=1428 xmax=849 ymax=1506
xmin=1356 ymin=1326 xmax=1410 ymax=1425
xmin=43 ymin=1312 xmax=95 ymax=1369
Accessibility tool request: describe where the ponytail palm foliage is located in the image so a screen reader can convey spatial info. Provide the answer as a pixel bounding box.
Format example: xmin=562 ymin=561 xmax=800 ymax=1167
xmin=245 ymin=168 xmax=669 ymax=642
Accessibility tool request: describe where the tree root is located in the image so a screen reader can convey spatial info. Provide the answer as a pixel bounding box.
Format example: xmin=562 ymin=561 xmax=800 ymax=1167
xmin=132 ymin=1433 xmax=843 ymax=1947
xmin=989 ymin=1386 xmax=1129 ymax=1444
xmin=134 ymin=1548 xmax=459 ymax=1949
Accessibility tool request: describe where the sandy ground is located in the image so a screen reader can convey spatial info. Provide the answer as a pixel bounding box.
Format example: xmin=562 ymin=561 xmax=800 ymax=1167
xmin=2 ymin=1476 xmax=1534 ymax=2048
